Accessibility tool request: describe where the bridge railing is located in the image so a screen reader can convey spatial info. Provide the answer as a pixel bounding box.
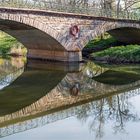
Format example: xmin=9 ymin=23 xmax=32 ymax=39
xmin=0 ymin=0 xmax=139 ymax=20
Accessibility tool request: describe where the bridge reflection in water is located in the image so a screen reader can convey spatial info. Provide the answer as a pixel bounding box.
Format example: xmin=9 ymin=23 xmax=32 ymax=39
xmin=0 ymin=58 xmax=140 ymax=138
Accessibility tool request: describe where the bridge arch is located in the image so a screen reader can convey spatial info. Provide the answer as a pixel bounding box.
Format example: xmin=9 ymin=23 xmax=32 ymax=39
xmin=78 ymin=22 xmax=140 ymax=50
xmin=0 ymin=12 xmax=65 ymax=49
xmin=0 ymin=12 xmax=80 ymax=61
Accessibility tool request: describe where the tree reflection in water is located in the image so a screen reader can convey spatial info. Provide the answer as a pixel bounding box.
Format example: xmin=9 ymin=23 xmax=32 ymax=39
xmin=0 ymin=58 xmax=140 ymax=139
xmin=77 ymin=92 xmax=140 ymax=139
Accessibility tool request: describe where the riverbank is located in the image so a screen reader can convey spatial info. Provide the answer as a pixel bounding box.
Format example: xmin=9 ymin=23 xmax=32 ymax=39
xmin=0 ymin=32 xmax=27 ymax=56
xmin=83 ymin=34 xmax=140 ymax=64
xmin=91 ymin=45 xmax=140 ymax=64
xmin=82 ymin=34 xmax=122 ymax=58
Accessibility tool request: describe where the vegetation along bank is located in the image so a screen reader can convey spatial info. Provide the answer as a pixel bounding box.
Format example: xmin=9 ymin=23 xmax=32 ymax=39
xmin=83 ymin=33 xmax=140 ymax=64
xmin=0 ymin=32 xmax=27 ymax=57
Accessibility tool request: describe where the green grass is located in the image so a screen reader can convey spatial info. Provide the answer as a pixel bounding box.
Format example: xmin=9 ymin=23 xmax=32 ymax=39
xmin=0 ymin=34 xmax=17 ymax=54
xmin=92 ymin=45 xmax=140 ymax=63
xmin=85 ymin=34 xmax=117 ymax=50
xmin=0 ymin=32 xmax=26 ymax=55
xmin=85 ymin=33 xmax=140 ymax=64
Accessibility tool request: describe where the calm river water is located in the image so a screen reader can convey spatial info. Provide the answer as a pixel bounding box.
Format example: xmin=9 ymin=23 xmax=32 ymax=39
xmin=0 ymin=57 xmax=140 ymax=140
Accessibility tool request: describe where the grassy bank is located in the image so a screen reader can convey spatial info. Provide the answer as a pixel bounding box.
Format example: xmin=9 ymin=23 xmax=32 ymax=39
xmin=91 ymin=45 xmax=140 ymax=63
xmin=83 ymin=34 xmax=122 ymax=58
xmin=85 ymin=34 xmax=117 ymax=50
xmin=0 ymin=32 xmax=27 ymax=56
xmin=83 ymin=33 xmax=140 ymax=64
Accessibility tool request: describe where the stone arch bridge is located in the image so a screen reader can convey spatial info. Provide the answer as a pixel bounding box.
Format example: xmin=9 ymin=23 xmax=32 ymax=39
xmin=0 ymin=8 xmax=140 ymax=62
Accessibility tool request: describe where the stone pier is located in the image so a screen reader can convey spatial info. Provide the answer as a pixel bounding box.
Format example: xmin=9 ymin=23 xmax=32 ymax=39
xmin=27 ymin=49 xmax=82 ymax=62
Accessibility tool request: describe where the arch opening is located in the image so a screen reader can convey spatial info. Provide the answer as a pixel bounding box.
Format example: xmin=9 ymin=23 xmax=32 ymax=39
xmin=107 ymin=27 xmax=140 ymax=45
xmin=82 ymin=26 xmax=140 ymax=62
xmin=0 ymin=31 xmax=27 ymax=56
xmin=83 ymin=26 xmax=140 ymax=50
xmin=0 ymin=19 xmax=75 ymax=61
xmin=0 ymin=19 xmax=65 ymax=51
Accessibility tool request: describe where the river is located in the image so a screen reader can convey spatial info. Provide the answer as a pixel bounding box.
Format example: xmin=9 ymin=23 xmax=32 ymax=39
xmin=0 ymin=57 xmax=140 ymax=140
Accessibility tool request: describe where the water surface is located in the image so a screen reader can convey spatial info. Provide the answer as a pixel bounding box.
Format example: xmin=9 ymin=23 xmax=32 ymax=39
xmin=0 ymin=57 xmax=140 ymax=140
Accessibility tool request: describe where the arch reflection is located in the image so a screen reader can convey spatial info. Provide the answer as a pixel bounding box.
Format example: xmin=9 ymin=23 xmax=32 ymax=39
xmin=0 ymin=58 xmax=140 ymax=138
